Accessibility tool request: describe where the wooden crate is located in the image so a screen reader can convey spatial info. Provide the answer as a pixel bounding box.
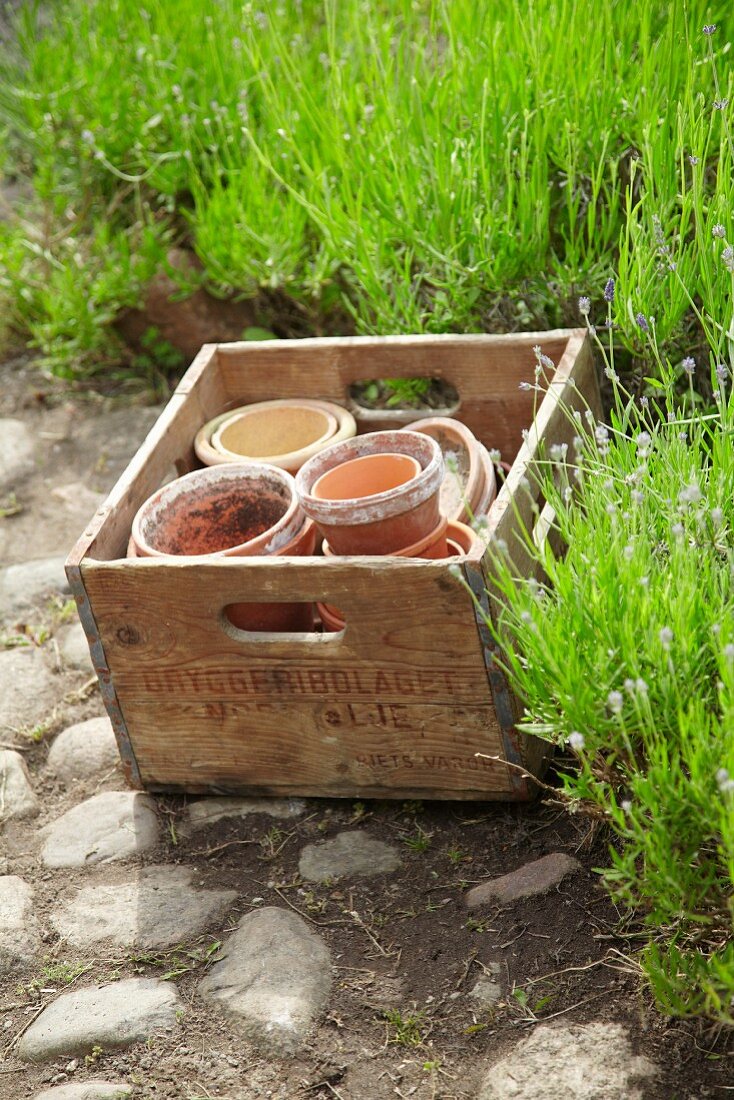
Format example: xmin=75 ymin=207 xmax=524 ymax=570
xmin=66 ymin=331 xmax=599 ymax=801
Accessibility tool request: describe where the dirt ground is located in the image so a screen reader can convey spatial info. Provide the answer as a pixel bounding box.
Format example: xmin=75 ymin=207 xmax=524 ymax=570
xmin=1 ymin=352 xmax=734 ymax=1099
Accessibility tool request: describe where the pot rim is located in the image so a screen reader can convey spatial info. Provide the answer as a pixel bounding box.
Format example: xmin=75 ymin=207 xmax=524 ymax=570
xmin=211 ymin=405 xmax=338 ymax=466
xmin=311 ymin=451 xmax=421 ymax=502
xmin=194 ymin=398 xmax=357 ymax=471
xmin=130 ymin=462 xmax=304 ymax=558
xmin=296 ymin=430 xmax=444 ymax=526
xmin=405 ymin=415 xmax=486 ymax=524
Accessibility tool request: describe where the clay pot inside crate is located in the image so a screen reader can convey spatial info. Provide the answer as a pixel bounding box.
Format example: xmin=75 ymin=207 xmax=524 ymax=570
xmin=406 ymin=416 xmax=496 ymax=525
xmin=194 ymin=398 xmax=356 ymax=474
xmin=129 ymin=463 xmax=315 ymax=632
xmin=296 ymin=430 xmax=444 ymax=555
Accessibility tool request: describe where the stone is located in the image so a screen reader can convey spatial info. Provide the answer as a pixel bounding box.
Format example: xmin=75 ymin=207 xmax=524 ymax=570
xmin=185 ymin=796 xmax=306 ymax=832
xmin=0 ymin=875 xmax=41 ymax=973
xmin=46 ymin=717 xmax=120 ymax=783
xmin=299 ymin=830 xmax=401 ymax=882
xmin=0 ymin=647 xmax=58 ymax=736
xmin=198 ymin=906 xmax=331 ymax=1054
xmin=34 ymin=1082 xmax=132 ymax=1100
xmin=0 ymin=556 xmax=70 ymax=618
xmin=56 ymin=621 xmax=93 ymax=672
xmin=40 ymin=792 xmax=160 ymax=868
xmin=51 ymin=865 xmax=237 ymax=949
xmin=478 ymin=1021 xmax=657 ymax=1099
xmin=51 ymin=481 xmax=105 ymax=514
xmin=18 ymin=977 xmax=183 ymax=1063
xmin=0 ymin=417 xmax=34 ymax=494
xmin=466 ymin=853 xmax=581 ymax=908
xmin=469 ymin=969 xmax=502 ymax=1008
xmin=116 ymin=247 xmax=257 ymax=362
xmin=0 ymin=749 xmax=39 ymax=822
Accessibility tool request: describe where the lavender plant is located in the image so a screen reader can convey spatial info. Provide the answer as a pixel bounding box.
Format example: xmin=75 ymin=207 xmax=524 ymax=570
xmin=0 ymin=1 xmax=730 ymax=378
xmin=482 ymin=301 xmax=734 ymax=1021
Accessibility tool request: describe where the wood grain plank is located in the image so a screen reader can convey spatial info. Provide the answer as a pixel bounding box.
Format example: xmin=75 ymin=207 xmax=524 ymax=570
xmin=124 ymin=697 xmax=513 ymax=796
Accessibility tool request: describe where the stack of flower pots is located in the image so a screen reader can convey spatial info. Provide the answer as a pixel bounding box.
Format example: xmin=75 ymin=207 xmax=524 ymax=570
xmin=295 ymin=428 xmax=492 ymax=631
xmin=128 ymin=401 xmax=497 ymax=634
xmin=194 ymin=398 xmax=357 ymax=473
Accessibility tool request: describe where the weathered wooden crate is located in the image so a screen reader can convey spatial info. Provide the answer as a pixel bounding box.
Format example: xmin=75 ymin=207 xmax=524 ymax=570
xmin=66 ymin=331 xmax=599 ymax=801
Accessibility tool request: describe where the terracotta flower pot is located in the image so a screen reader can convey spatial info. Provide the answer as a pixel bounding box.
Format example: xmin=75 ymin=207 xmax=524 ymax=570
xmin=296 ymin=430 xmax=444 ymax=555
xmin=129 ymin=464 xmax=314 ymax=632
xmin=406 ymin=417 xmax=496 ymax=524
xmin=473 ymin=445 xmax=500 ymax=520
xmin=320 ymin=512 xmax=449 ymax=625
xmin=194 ymin=398 xmax=357 ymax=474
xmin=348 ymin=383 xmax=460 ymax=433
xmin=445 ymin=519 xmax=480 ymax=556
xmin=317 ymin=600 xmax=345 ymax=633
xmin=312 ymin=453 xmax=421 ymax=502
xmin=322 ymin=513 xmax=449 ymax=560
xmin=131 ymin=464 xmax=305 ymax=557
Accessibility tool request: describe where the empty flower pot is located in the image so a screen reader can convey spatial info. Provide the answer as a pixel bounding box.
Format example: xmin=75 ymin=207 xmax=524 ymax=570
xmin=194 ymin=398 xmax=357 ymax=474
xmin=296 ymin=430 xmax=444 ymax=555
xmin=406 ymin=416 xmax=496 ymax=524
xmin=317 ymin=600 xmax=345 ymax=633
xmin=322 ymin=513 xmax=449 ymax=560
xmin=312 ymin=452 xmax=421 ymax=502
xmin=129 ymin=464 xmax=314 ymax=632
xmin=445 ymin=519 xmax=480 ymax=556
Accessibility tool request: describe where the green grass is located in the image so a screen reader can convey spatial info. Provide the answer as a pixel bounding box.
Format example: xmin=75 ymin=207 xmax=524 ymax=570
xmin=0 ymin=1 xmax=731 ymax=378
xmin=473 ymin=333 xmax=734 ymax=1022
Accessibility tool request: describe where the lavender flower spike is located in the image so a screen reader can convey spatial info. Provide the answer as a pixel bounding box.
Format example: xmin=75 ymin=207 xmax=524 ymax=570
xmin=636 ymin=312 xmax=650 ymax=333
xmin=703 ymin=24 xmax=717 ymax=35
xmin=578 ymin=296 xmax=591 ymax=316
xmin=603 ymin=278 xmax=615 ymax=303
xmin=682 ymin=356 xmax=695 ymax=375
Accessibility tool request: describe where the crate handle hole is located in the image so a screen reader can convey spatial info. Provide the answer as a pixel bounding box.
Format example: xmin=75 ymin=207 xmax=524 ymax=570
xmin=221 ymin=603 xmax=345 ymax=642
xmin=348 ymin=376 xmax=460 ymax=414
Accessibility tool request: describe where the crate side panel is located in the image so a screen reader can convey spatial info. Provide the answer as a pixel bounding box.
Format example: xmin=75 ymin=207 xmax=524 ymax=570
xmin=119 ymin=697 xmax=511 ymax=796
xmin=80 ymin=557 xmax=511 ymax=796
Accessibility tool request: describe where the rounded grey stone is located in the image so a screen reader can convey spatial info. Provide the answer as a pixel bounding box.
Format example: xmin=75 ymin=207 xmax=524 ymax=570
xmin=198 ymin=906 xmax=331 ymax=1054
xmin=57 ymin=621 xmax=93 ymax=672
xmin=34 ymin=1082 xmax=132 ymax=1100
xmin=478 ymin=1022 xmax=657 ymax=1099
xmin=469 ymin=974 xmax=502 ymax=1008
xmin=18 ymin=977 xmax=183 ymax=1063
xmin=184 ymin=796 xmax=305 ymax=832
xmin=299 ymin=830 xmax=401 ymax=882
xmin=40 ymin=792 xmax=160 ymax=868
xmin=0 ymin=556 xmax=70 ymax=619
xmin=0 ymin=417 xmax=34 ymax=493
xmin=0 ymin=875 xmax=41 ymax=973
xmin=46 ymin=717 xmax=119 ymax=783
xmin=0 ymin=647 xmax=58 ymax=736
xmin=51 ymin=865 xmax=237 ymax=949
xmin=0 ymin=749 xmax=39 ymax=822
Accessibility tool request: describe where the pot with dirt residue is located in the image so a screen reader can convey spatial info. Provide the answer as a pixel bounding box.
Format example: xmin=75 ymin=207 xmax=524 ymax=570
xmin=296 ymin=430 xmax=444 ymax=555
xmin=129 ymin=464 xmax=314 ymax=631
